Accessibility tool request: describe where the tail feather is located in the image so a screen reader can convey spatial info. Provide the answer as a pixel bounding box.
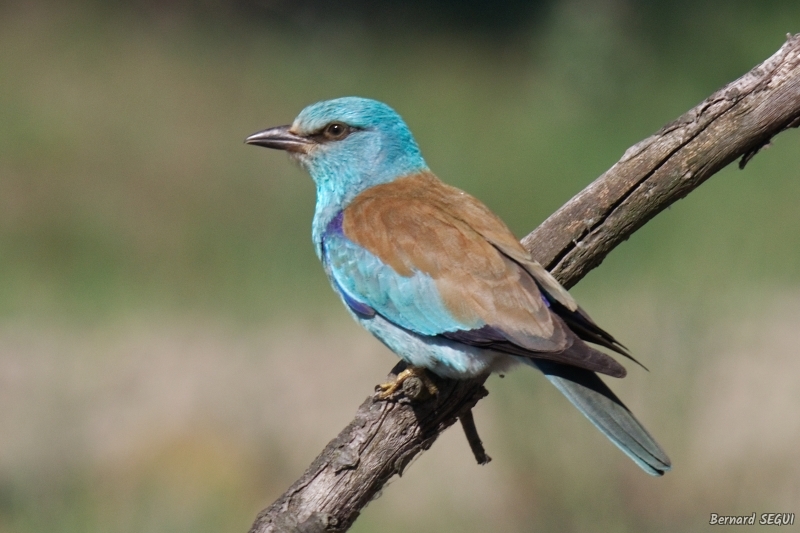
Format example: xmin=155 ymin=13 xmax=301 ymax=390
xmin=529 ymin=359 xmax=671 ymax=476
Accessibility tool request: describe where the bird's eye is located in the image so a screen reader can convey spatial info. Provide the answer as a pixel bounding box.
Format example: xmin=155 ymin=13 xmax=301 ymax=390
xmin=323 ymin=122 xmax=350 ymax=141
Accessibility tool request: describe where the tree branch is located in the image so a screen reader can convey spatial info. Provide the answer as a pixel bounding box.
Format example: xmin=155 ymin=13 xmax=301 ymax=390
xmin=249 ymin=34 xmax=800 ymax=533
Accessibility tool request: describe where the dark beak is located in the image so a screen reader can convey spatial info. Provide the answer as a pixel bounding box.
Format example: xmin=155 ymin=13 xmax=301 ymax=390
xmin=245 ymin=125 xmax=314 ymax=153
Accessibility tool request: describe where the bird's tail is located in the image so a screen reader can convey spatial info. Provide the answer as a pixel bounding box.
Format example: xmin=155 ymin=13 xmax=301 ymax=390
xmin=527 ymin=359 xmax=671 ymax=476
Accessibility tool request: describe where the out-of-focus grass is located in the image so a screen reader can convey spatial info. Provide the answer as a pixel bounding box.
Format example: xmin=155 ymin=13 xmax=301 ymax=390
xmin=1 ymin=1 xmax=800 ymax=532
xmin=3 ymin=1 xmax=799 ymax=321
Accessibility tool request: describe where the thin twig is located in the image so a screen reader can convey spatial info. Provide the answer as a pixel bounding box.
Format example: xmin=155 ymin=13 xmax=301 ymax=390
xmin=459 ymin=409 xmax=492 ymax=465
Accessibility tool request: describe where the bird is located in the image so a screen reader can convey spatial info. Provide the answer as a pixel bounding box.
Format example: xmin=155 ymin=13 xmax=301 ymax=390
xmin=246 ymin=97 xmax=671 ymax=476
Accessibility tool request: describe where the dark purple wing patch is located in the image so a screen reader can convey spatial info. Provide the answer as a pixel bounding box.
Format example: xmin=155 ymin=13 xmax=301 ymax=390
xmin=442 ymin=325 xmax=508 ymax=345
xmin=326 ymin=210 xmax=345 ymax=236
xmin=322 ymin=211 xmax=375 ymax=318
xmin=332 ymin=278 xmax=375 ymax=317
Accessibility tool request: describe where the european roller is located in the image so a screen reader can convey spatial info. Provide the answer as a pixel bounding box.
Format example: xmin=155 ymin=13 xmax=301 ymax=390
xmin=246 ymin=97 xmax=671 ymax=476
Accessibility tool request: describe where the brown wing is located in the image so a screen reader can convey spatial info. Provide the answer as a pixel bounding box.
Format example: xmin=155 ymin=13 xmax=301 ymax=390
xmin=341 ymin=171 xmax=626 ymax=376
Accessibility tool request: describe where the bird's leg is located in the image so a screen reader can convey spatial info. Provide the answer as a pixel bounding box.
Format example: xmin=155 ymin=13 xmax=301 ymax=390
xmin=376 ymin=365 xmax=438 ymax=400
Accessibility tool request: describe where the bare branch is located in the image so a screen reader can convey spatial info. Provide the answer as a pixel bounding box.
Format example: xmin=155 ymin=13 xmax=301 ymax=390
xmin=249 ymin=34 xmax=800 ymax=533
xmin=522 ymin=33 xmax=800 ymax=287
xmin=459 ymin=409 xmax=492 ymax=466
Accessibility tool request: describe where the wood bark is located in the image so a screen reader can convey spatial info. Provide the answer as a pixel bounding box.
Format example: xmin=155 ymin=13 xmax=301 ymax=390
xmin=249 ymin=34 xmax=800 ymax=533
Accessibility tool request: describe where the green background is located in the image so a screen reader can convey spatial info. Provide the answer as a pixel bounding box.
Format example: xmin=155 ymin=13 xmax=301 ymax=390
xmin=1 ymin=1 xmax=799 ymax=531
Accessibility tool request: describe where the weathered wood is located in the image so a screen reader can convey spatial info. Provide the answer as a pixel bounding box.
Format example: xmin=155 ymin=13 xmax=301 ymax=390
xmin=249 ymin=34 xmax=800 ymax=533
xmin=522 ymin=33 xmax=800 ymax=286
xmin=459 ymin=408 xmax=491 ymax=466
xmin=249 ymin=363 xmax=488 ymax=533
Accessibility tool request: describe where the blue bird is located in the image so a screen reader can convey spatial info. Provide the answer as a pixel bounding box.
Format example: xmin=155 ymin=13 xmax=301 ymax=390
xmin=246 ymin=97 xmax=671 ymax=476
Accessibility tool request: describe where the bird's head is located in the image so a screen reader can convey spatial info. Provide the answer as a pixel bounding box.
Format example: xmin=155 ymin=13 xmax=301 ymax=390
xmin=246 ymin=97 xmax=428 ymax=206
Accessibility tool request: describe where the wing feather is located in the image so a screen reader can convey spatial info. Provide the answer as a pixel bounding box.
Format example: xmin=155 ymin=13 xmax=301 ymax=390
xmin=327 ymin=171 xmax=627 ymax=376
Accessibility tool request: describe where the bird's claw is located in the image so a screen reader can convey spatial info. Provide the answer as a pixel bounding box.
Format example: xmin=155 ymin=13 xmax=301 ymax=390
xmin=376 ymin=366 xmax=438 ymax=400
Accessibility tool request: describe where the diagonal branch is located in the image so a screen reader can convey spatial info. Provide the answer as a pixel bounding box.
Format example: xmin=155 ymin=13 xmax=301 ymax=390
xmin=249 ymin=34 xmax=800 ymax=533
xmin=522 ymin=33 xmax=800 ymax=286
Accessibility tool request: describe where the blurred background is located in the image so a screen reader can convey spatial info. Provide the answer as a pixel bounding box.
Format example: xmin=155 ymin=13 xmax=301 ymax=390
xmin=1 ymin=1 xmax=799 ymax=531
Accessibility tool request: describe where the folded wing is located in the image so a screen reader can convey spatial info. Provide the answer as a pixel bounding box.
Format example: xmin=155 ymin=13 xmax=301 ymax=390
xmin=324 ymin=172 xmax=627 ymax=377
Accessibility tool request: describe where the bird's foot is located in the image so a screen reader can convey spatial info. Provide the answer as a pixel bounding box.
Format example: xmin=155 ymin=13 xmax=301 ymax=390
xmin=376 ymin=365 xmax=438 ymax=400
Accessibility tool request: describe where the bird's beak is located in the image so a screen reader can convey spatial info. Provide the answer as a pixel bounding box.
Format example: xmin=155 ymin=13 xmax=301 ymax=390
xmin=245 ymin=125 xmax=314 ymax=153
